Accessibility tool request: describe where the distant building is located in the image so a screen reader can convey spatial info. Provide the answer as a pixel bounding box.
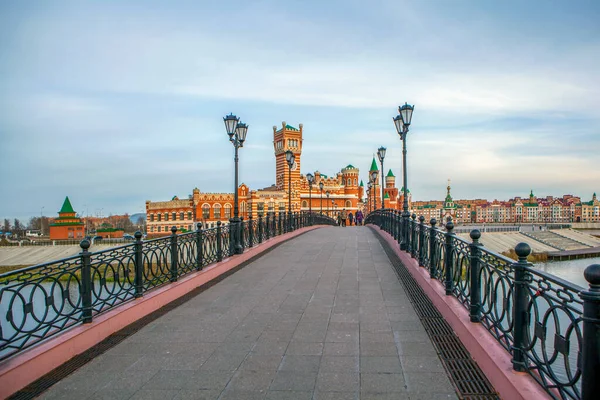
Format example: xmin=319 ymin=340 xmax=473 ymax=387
xmin=146 ymin=122 xmax=364 ymax=237
xmin=49 ymin=197 xmax=85 ymax=240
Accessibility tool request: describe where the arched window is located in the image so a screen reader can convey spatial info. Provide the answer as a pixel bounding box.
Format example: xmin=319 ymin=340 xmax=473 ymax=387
xmin=241 ymin=201 xmax=246 ymax=213
xmin=187 ymin=211 xmax=192 ymax=220
xmin=214 ymin=204 xmax=222 ymax=219
xmin=342 ymin=179 xmax=346 ymax=185
xmin=172 ymin=212 xmax=177 ymax=221
xmin=202 ymin=204 xmax=210 ymax=219
xmin=180 ymin=212 xmax=184 ymax=220
xmin=149 ymin=214 xmax=154 ymax=222
xmin=354 ymin=178 xmax=357 ymax=185
xmin=224 ymin=204 xmax=232 ymax=219
xmin=157 ymin=213 xmax=162 ymax=222
xmin=164 ymin=213 xmax=169 ymax=221
xmin=346 ymin=200 xmax=352 ymax=208
xmin=302 ymin=200 xmax=308 ymax=208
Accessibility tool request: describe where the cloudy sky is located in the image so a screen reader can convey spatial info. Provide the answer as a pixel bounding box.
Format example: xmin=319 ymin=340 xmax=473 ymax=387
xmin=1 ymin=0 xmax=599 ymax=221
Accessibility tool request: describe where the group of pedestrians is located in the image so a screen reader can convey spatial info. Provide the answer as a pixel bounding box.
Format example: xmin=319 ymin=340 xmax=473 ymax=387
xmin=336 ymin=209 xmax=363 ymax=226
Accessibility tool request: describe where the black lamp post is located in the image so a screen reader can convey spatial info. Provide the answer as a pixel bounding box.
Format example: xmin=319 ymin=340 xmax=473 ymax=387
xmin=377 ymin=146 xmax=386 ymax=209
xmin=307 ymin=173 xmax=315 ymax=224
xmin=326 ymin=191 xmax=330 ymax=216
xmin=370 ymin=170 xmax=378 ymax=211
xmin=393 ymin=102 xmax=415 ymax=251
xmin=224 ymin=113 xmax=248 ymax=254
xmin=319 ymin=181 xmax=324 ymax=214
xmin=285 ymin=150 xmax=295 ymax=232
xmin=367 ymin=181 xmax=372 ymax=213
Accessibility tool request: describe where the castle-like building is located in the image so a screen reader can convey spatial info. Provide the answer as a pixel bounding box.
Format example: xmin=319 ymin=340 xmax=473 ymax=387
xmin=146 ymin=122 xmax=365 ymax=236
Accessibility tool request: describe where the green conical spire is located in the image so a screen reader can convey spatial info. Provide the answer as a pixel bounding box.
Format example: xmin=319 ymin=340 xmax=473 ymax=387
xmin=370 ymin=157 xmax=378 ymax=171
xmin=384 ymin=193 xmax=390 ymax=199
xmin=59 ymin=196 xmax=75 ymax=214
xmin=386 ymin=169 xmax=395 ymax=177
xmin=359 ymin=180 xmax=364 ymax=187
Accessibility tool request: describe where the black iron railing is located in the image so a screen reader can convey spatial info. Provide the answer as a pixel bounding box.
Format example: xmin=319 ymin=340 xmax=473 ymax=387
xmin=0 ymin=212 xmax=337 ymax=362
xmin=366 ymin=209 xmax=600 ymax=400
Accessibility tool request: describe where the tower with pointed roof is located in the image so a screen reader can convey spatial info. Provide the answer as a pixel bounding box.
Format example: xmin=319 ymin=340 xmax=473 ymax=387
xmin=368 ymin=156 xmax=381 ymax=209
xmin=49 ymin=196 xmax=85 ymax=240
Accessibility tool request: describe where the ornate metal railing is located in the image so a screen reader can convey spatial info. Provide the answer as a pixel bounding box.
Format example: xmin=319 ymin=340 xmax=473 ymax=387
xmin=366 ymin=209 xmax=600 ymax=400
xmin=0 ymin=212 xmax=337 ymax=362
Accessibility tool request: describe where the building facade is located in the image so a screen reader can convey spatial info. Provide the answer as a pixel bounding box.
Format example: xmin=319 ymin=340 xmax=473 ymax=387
xmin=146 ymin=122 xmax=364 ymax=237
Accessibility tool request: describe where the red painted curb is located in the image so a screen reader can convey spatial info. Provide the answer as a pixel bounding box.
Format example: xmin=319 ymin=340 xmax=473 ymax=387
xmin=0 ymin=226 xmax=322 ymax=398
xmin=370 ymin=226 xmax=550 ymax=400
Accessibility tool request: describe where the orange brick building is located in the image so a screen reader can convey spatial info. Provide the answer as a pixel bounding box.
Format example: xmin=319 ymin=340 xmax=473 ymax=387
xmin=49 ymin=197 xmax=85 ymax=240
xmin=146 ymin=122 xmax=365 ymax=236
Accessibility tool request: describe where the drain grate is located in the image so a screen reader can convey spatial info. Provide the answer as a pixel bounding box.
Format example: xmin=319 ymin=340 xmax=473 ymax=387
xmin=372 ymin=228 xmax=500 ymax=400
xmin=7 ymin=233 xmax=310 ymax=400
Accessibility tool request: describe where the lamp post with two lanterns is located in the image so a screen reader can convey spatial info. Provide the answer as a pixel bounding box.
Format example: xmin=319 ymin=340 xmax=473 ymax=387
xmin=377 ymin=147 xmax=386 ymax=209
xmin=393 ymin=102 xmax=414 ymax=251
xmin=223 ymin=113 xmax=248 ymax=254
xmin=285 ymin=150 xmax=295 ymax=232
xmin=307 ymin=173 xmax=315 ymax=225
xmin=319 ymin=181 xmax=324 ymax=215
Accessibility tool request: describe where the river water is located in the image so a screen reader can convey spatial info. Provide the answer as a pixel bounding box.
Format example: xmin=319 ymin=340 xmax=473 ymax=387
xmin=533 ymin=256 xmax=600 ymax=288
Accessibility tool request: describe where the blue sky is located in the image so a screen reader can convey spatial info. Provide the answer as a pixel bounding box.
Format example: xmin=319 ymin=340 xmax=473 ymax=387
xmin=1 ymin=0 xmax=599 ymax=221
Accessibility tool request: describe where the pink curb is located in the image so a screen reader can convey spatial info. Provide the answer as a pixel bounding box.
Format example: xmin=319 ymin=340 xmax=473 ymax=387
xmin=370 ymin=226 xmax=550 ymax=400
xmin=0 ymin=226 xmax=322 ymax=398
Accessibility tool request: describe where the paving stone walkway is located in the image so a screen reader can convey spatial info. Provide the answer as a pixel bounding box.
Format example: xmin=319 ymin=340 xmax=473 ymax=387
xmin=39 ymin=226 xmax=457 ymax=400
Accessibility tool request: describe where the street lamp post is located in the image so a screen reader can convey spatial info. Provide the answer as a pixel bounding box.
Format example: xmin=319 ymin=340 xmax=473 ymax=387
xmin=224 ymin=113 xmax=249 ymax=254
xmin=370 ymin=170 xmax=378 ymax=211
xmin=377 ymin=147 xmax=386 ymax=209
xmin=393 ymin=102 xmax=415 ymax=251
xmin=307 ymin=173 xmax=315 ymax=224
xmin=285 ymin=150 xmax=295 ymax=232
xmin=367 ymin=181 xmax=372 ymax=213
xmin=326 ymin=191 xmax=330 ymax=216
xmin=319 ymin=181 xmax=324 ymax=215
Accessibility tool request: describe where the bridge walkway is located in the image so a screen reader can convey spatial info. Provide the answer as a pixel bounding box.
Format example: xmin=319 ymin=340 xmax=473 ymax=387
xmin=37 ymin=226 xmax=458 ymax=400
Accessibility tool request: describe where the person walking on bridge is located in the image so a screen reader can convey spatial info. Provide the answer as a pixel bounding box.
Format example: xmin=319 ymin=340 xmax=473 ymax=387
xmin=341 ymin=208 xmax=348 ymax=227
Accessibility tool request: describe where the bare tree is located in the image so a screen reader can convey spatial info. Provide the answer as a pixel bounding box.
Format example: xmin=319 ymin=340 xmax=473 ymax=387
xmin=13 ymin=219 xmax=23 ymax=237
xmin=3 ymin=219 xmax=10 ymax=233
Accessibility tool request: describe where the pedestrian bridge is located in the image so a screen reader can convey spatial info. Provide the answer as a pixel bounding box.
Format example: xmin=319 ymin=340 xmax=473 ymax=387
xmin=0 ymin=214 xmax=597 ymax=399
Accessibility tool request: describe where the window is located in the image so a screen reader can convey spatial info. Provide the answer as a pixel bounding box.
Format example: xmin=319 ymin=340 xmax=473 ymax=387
xmin=241 ymin=202 xmax=246 ymax=213
xmin=180 ymin=212 xmax=184 ymax=220
xmin=257 ymin=203 xmax=264 ymax=217
xmin=150 ymin=214 xmax=154 ymax=222
xmin=157 ymin=214 xmax=162 ymax=222
xmin=346 ymin=200 xmax=352 ymax=207
xmin=224 ymin=204 xmax=232 ymax=219
xmin=214 ymin=204 xmax=221 ymax=219
xmin=165 ymin=213 xmax=169 ymax=221
xmin=187 ymin=211 xmax=192 ymax=220
xmin=268 ymin=202 xmax=274 ymax=212
xmin=302 ymin=200 xmax=308 ymax=208
xmin=158 ymin=226 xmax=162 ymax=232
xmin=172 ymin=212 xmax=177 ymax=221
xmin=354 ymin=178 xmax=357 ymax=185
xmin=279 ymin=202 xmax=285 ymax=212
xmin=202 ymin=204 xmax=210 ymax=219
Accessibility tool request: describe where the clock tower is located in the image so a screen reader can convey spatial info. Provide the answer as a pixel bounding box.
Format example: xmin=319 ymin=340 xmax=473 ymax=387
xmin=273 ymin=121 xmax=303 ymax=193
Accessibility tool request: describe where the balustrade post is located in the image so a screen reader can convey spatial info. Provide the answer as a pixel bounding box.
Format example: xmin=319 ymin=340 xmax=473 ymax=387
xmin=279 ymin=212 xmax=283 ymax=236
xmin=511 ymin=242 xmax=532 ymax=372
xmin=196 ymin=223 xmax=203 ymax=271
xmin=248 ymin=215 xmax=254 ymax=248
xmin=265 ymin=214 xmax=270 ymax=240
xmin=580 ymin=264 xmax=600 ymax=400
xmin=411 ymin=214 xmax=417 ymax=258
xmin=239 ymin=216 xmax=245 ymax=252
xmin=258 ymin=215 xmax=263 ymax=243
xmin=469 ymin=229 xmax=482 ymax=322
xmin=429 ymin=218 xmax=437 ymax=277
xmin=418 ymin=216 xmax=425 ymax=266
xmin=444 ymin=219 xmax=455 ymax=295
xmin=134 ymin=231 xmax=144 ymax=297
xmin=80 ymin=239 xmax=93 ymax=323
xmin=394 ymin=211 xmax=399 ymax=241
xmin=397 ymin=212 xmax=402 ymax=247
xmin=170 ymin=226 xmax=178 ymax=282
xmin=216 ymin=221 xmax=223 ymax=262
